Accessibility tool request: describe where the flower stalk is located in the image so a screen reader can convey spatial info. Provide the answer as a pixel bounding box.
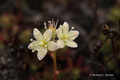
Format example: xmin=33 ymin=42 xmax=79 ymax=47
xmin=51 ymin=51 xmax=59 ymax=80
xmin=53 ymin=51 xmax=57 ymax=73
xmin=111 ymin=38 xmax=119 ymax=64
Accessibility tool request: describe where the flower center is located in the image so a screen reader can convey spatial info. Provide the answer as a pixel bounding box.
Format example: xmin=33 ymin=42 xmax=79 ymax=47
xmin=39 ymin=40 xmax=47 ymax=47
xmin=62 ymin=33 xmax=70 ymax=41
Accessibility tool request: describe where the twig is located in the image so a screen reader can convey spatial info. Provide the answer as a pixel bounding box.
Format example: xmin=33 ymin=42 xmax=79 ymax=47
xmin=111 ymin=38 xmax=120 ymax=65
xmin=111 ymin=38 xmax=116 ymax=55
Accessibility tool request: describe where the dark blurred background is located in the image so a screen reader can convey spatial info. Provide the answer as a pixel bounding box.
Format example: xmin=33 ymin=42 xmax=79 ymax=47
xmin=0 ymin=0 xmax=120 ymax=80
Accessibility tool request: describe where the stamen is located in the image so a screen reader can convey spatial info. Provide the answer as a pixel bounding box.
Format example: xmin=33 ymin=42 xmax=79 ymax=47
xmin=54 ymin=21 xmax=55 ymax=28
xmin=70 ymin=27 xmax=74 ymax=31
xmin=52 ymin=18 xmax=54 ymax=25
xmin=72 ymin=27 xmax=74 ymax=30
xmin=55 ymin=19 xmax=59 ymax=28
xmin=30 ymin=39 xmax=33 ymax=41
xmin=37 ymin=49 xmax=40 ymax=51
xmin=32 ymin=50 xmax=35 ymax=52
xmin=44 ymin=21 xmax=47 ymax=30
xmin=48 ymin=20 xmax=53 ymax=28
xmin=48 ymin=21 xmax=52 ymax=24
xmin=45 ymin=45 xmax=47 ymax=47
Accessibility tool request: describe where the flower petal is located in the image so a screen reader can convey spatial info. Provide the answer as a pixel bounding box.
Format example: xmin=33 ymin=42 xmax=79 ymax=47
xmin=63 ymin=22 xmax=69 ymax=33
xmin=33 ymin=28 xmax=43 ymax=40
xmin=57 ymin=39 xmax=65 ymax=48
xmin=56 ymin=28 xmax=63 ymax=39
xmin=37 ymin=47 xmax=47 ymax=60
xmin=48 ymin=41 xmax=58 ymax=51
xmin=68 ymin=30 xmax=79 ymax=40
xmin=43 ymin=30 xmax=52 ymax=42
xmin=28 ymin=41 xmax=39 ymax=50
xmin=58 ymin=25 xmax=63 ymax=30
xmin=65 ymin=40 xmax=78 ymax=48
xmin=56 ymin=25 xmax=62 ymax=33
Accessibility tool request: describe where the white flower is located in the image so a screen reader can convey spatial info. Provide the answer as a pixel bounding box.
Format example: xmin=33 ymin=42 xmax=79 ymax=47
xmin=28 ymin=28 xmax=58 ymax=60
xmin=57 ymin=22 xmax=79 ymax=48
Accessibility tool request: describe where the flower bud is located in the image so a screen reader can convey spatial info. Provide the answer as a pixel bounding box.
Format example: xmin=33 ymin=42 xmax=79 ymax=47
xmin=94 ymin=40 xmax=103 ymax=52
xmin=102 ymin=24 xmax=110 ymax=35
xmin=107 ymin=28 xmax=117 ymax=38
xmin=48 ymin=21 xmax=56 ymax=38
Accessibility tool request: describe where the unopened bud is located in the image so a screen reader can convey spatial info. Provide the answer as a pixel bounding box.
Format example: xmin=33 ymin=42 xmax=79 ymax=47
xmin=94 ymin=40 xmax=103 ymax=52
xmin=107 ymin=28 xmax=118 ymax=38
xmin=102 ymin=24 xmax=110 ymax=35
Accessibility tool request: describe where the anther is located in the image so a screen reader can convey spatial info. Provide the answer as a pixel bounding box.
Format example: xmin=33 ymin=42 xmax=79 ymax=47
xmin=45 ymin=45 xmax=47 ymax=47
xmin=32 ymin=50 xmax=35 ymax=52
xmin=30 ymin=39 xmax=33 ymax=41
xmin=72 ymin=27 xmax=74 ymax=30
xmin=44 ymin=22 xmax=47 ymax=30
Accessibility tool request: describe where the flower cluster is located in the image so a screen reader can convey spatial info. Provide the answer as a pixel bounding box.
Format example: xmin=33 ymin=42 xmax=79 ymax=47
xmin=28 ymin=21 xmax=79 ymax=60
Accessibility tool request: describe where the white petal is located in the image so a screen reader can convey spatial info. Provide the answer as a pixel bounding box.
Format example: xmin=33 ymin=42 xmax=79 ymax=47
xmin=57 ymin=39 xmax=65 ymax=48
xmin=58 ymin=25 xmax=63 ymax=30
xmin=37 ymin=47 xmax=47 ymax=60
xmin=28 ymin=41 xmax=39 ymax=50
xmin=65 ymin=40 xmax=78 ymax=48
xmin=63 ymin=22 xmax=69 ymax=33
xmin=48 ymin=41 xmax=58 ymax=51
xmin=56 ymin=28 xmax=63 ymax=39
xmin=68 ymin=30 xmax=79 ymax=40
xmin=33 ymin=28 xmax=43 ymax=40
xmin=43 ymin=30 xmax=52 ymax=42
